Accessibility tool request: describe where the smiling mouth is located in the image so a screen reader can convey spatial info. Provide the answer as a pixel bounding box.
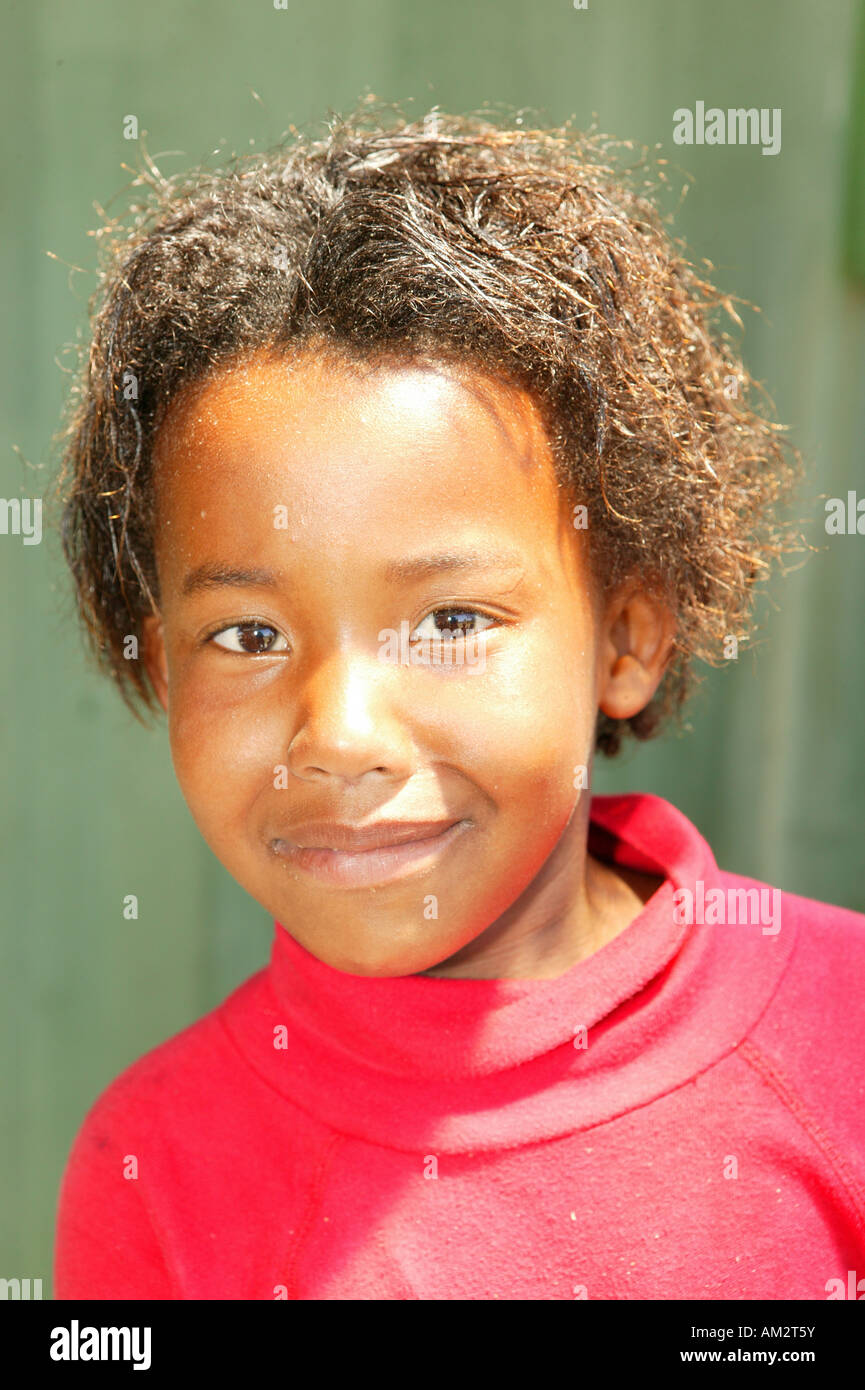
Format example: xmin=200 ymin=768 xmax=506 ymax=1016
xmin=269 ymin=819 xmax=471 ymax=888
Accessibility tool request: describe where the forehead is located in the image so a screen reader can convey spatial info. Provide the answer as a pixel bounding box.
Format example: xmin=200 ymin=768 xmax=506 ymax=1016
xmin=150 ymin=347 xmax=575 ymax=570
xmin=154 ymin=347 xmax=555 ymax=469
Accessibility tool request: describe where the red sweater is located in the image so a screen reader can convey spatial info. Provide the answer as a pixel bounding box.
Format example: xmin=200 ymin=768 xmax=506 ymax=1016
xmin=54 ymin=793 xmax=865 ymax=1299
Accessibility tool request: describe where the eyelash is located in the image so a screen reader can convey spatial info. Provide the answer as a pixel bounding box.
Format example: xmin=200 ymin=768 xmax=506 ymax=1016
xmin=202 ymin=607 xmax=501 ymax=656
xmin=202 ymin=618 xmax=289 ymax=656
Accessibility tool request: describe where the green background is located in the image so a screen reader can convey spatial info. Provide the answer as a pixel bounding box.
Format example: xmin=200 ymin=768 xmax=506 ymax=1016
xmin=1 ymin=0 xmax=863 ymax=1296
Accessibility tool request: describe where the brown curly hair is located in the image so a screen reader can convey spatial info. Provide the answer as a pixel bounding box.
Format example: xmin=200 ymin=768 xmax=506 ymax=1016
xmin=51 ymin=97 xmax=802 ymax=755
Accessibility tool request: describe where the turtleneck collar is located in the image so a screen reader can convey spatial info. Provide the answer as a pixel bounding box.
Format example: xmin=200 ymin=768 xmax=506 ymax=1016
xmin=220 ymin=792 xmax=796 ymax=1153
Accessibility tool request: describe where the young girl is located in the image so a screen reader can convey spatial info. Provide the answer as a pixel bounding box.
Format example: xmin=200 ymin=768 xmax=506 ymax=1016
xmin=52 ymin=102 xmax=865 ymax=1300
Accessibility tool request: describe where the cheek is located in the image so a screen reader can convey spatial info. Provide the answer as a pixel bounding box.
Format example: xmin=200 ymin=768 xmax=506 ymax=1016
xmin=428 ymin=624 xmax=597 ymax=821
xmin=456 ymin=613 xmax=597 ymax=749
xmin=166 ymin=682 xmax=276 ymax=839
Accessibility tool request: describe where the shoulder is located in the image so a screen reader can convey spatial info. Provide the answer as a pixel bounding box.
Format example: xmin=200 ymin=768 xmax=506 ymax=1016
xmin=54 ymin=968 xmax=271 ymax=1298
xmin=736 ymin=879 xmax=865 ymax=1157
xmin=62 ymin=968 xmax=270 ymax=1157
xmin=763 ymin=879 xmax=865 ymax=973
xmin=729 ymin=873 xmax=865 ymax=1019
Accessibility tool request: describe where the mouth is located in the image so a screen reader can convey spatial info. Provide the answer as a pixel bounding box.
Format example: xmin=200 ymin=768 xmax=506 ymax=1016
xmin=269 ymin=818 xmax=471 ymax=888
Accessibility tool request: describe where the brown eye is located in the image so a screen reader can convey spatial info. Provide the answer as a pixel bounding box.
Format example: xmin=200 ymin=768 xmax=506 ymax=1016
xmin=209 ymin=622 xmax=288 ymax=655
xmin=412 ymin=609 xmax=495 ymax=641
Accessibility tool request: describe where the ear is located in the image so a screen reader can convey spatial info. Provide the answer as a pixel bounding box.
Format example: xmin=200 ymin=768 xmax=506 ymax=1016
xmin=597 ymin=585 xmax=677 ymax=722
xmin=141 ymin=613 xmax=169 ymax=714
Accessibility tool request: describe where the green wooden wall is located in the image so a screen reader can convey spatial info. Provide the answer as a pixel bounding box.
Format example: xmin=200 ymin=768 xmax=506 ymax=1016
xmin=1 ymin=0 xmax=863 ymax=1296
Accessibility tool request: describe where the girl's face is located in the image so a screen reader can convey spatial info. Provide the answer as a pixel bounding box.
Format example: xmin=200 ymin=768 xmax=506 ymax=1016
xmin=143 ymin=347 xmax=673 ymax=977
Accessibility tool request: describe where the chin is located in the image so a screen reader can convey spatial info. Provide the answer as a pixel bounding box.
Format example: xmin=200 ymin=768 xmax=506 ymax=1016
xmin=329 ymin=956 xmax=418 ymax=979
xmin=322 ymin=937 xmax=454 ymax=979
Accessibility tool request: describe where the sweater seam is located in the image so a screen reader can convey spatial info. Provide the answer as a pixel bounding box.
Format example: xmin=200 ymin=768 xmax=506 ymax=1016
xmin=279 ymin=1131 xmax=347 ymax=1300
xmin=732 ymin=911 xmax=865 ymax=1234
xmin=116 ymin=1145 xmax=184 ymax=1300
xmin=736 ymin=1038 xmax=865 ymax=1234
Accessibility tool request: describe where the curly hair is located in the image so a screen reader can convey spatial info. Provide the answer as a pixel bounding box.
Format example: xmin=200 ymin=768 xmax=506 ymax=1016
xmin=51 ymin=97 xmax=802 ymax=755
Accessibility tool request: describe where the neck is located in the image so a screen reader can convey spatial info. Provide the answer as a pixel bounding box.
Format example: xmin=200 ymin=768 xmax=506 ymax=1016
xmin=418 ymin=802 xmax=662 ymax=980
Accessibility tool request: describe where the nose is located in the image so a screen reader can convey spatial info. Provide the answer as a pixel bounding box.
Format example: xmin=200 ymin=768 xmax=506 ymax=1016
xmin=286 ymin=649 xmax=416 ymax=784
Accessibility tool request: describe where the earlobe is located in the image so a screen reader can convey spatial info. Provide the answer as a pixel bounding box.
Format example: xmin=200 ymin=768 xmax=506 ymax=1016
xmin=597 ymin=590 xmax=676 ymax=722
xmin=140 ymin=614 xmax=169 ymax=713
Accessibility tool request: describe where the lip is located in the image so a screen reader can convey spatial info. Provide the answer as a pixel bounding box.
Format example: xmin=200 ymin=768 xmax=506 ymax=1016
xmin=270 ymin=818 xmax=471 ymax=887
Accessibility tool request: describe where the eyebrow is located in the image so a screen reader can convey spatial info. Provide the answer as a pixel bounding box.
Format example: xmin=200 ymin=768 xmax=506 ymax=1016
xmin=382 ymin=548 xmax=525 ymax=583
xmin=181 ymin=549 xmax=525 ymax=597
xmin=181 ymin=564 xmax=279 ymax=597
